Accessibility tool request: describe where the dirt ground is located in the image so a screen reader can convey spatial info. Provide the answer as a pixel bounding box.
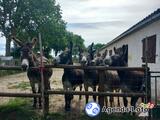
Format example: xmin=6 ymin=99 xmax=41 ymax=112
xmin=0 ymin=69 xmax=144 ymax=114
xmin=0 ymin=69 xmax=88 ymax=114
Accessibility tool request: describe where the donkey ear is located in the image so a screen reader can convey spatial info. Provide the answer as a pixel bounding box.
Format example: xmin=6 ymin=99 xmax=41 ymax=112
xmin=69 ymin=41 xmax=73 ymax=49
xmin=104 ymin=49 xmax=108 ymax=56
xmin=31 ymin=37 xmax=38 ymax=48
xmin=122 ymin=45 xmax=128 ymax=57
xmin=113 ymin=47 xmax=117 ymax=53
xmin=91 ymin=42 xmax=94 ymax=48
xmin=11 ymin=36 xmax=23 ymax=46
xmin=68 ymin=41 xmax=73 ymax=52
xmin=78 ymin=46 xmax=83 ymax=53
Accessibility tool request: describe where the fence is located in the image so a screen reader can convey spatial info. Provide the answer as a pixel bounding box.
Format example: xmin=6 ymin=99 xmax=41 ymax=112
xmin=0 ymin=64 xmax=152 ymax=119
xmin=150 ymin=71 xmax=160 ymax=119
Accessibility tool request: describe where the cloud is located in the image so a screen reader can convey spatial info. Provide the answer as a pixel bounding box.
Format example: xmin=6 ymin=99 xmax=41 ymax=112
xmin=56 ymin=0 xmax=160 ymax=46
xmin=67 ymin=20 xmax=128 ymax=29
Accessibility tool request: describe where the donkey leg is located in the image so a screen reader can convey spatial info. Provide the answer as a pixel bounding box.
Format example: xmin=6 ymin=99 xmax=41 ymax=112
xmin=38 ymin=83 xmax=42 ymax=108
xmin=84 ymin=85 xmax=89 ymax=104
xmin=110 ymin=96 xmax=114 ymax=107
xmin=47 ymin=80 xmax=51 ymax=90
xmin=131 ymin=97 xmax=139 ymax=107
xmin=63 ymin=83 xmax=72 ymax=111
xmin=117 ymin=96 xmax=120 ymax=107
xmin=105 ymin=96 xmax=108 ymax=107
xmin=65 ymin=94 xmax=70 ymax=111
xmin=31 ymin=84 xmax=37 ymax=108
xmin=123 ymin=97 xmax=128 ymax=107
xmin=93 ymin=86 xmax=97 ymax=102
xmin=131 ymin=97 xmax=139 ymax=115
xmin=79 ymin=85 xmax=82 ymax=100
xmin=116 ymin=89 xmax=120 ymax=107
xmin=64 ymin=89 xmax=73 ymax=111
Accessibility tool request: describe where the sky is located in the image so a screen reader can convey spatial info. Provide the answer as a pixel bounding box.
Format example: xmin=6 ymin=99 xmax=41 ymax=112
xmin=0 ymin=0 xmax=160 ymax=55
xmin=56 ymin=0 xmax=160 ymax=45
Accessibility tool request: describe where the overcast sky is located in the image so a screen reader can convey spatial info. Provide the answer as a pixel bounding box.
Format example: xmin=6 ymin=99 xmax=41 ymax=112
xmin=0 ymin=0 xmax=160 ymax=55
xmin=56 ymin=0 xmax=160 ymax=46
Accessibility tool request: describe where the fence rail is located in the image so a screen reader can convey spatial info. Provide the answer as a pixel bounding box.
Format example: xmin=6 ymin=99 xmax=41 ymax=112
xmin=0 ymin=64 xmax=151 ymax=119
xmin=150 ymin=71 xmax=160 ymax=106
xmin=47 ymin=90 xmax=146 ymax=97
xmin=0 ymin=92 xmax=41 ymax=97
xmin=0 ymin=65 xmax=146 ymax=71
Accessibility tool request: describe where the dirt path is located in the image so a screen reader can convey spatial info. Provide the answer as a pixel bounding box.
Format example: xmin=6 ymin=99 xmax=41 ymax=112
xmin=0 ymin=68 xmax=86 ymax=113
xmin=0 ymin=69 xmax=143 ymax=114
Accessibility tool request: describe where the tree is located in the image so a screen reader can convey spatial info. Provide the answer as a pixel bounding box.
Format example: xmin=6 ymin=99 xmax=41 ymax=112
xmin=65 ymin=31 xmax=85 ymax=56
xmin=0 ymin=0 xmax=66 ymax=56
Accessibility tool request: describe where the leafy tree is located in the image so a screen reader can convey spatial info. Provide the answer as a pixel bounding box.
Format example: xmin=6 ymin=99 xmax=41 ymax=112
xmin=0 ymin=0 xmax=66 ymax=56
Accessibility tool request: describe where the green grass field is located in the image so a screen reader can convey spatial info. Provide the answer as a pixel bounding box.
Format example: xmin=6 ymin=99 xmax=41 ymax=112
xmin=0 ymin=98 xmax=143 ymax=120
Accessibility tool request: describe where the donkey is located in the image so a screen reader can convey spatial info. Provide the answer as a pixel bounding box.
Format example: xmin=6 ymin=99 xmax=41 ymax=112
xmin=93 ymin=50 xmax=120 ymax=107
xmin=80 ymin=43 xmax=99 ymax=104
xmin=11 ymin=36 xmax=53 ymax=108
xmin=104 ymin=45 xmax=145 ymax=109
xmin=54 ymin=41 xmax=84 ymax=111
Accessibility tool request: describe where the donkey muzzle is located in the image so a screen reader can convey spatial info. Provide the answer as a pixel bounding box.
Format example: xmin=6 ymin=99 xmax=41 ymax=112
xmin=21 ymin=59 xmax=29 ymax=71
xmin=21 ymin=64 xmax=28 ymax=71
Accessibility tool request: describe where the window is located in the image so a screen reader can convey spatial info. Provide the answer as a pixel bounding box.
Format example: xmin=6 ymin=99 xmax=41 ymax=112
xmin=109 ymin=50 xmax=112 ymax=56
xmin=142 ymin=35 xmax=156 ymax=63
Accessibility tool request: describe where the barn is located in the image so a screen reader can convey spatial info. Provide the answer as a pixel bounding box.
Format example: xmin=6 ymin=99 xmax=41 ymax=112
xmin=100 ymin=8 xmax=160 ymax=71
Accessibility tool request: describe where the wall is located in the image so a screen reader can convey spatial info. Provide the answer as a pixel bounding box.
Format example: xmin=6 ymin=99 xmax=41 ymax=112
xmin=101 ymin=20 xmax=160 ymax=71
xmin=101 ymin=20 xmax=160 ymax=99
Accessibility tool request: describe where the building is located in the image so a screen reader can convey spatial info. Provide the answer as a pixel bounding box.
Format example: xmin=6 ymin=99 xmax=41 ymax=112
xmin=100 ymin=8 xmax=160 ymax=71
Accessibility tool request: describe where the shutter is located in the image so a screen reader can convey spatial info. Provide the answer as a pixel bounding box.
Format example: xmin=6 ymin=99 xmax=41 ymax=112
xmin=148 ymin=35 xmax=156 ymax=63
xmin=142 ymin=35 xmax=156 ymax=63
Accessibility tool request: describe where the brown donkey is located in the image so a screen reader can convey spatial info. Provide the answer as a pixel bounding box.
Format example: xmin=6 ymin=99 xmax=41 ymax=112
xmin=12 ymin=36 xmax=53 ymax=108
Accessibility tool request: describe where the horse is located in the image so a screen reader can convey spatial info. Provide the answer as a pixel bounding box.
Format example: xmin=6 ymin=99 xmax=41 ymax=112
xmin=104 ymin=45 xmax=145 ymax=110
xmin=79 ymin=43 xmax=99 ymax=104
xmin=54 ymin=41 xmax=84 ymax=111
xmin=11 ymin=36 xmax=53 ymax=108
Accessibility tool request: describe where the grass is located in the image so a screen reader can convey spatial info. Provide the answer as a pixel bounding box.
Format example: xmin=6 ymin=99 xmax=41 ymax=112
xmin=46 ymin=113 xmax=141 ymax=120
xmin=0 ymin=98 xmax=41 ymax=120
xmin=8 ymin=81 xmax=30 ymax=90
xmin=0 ymin=70 xmax=22 ymax=77
xmin=0 ymin=98 xmax=142 ymax=120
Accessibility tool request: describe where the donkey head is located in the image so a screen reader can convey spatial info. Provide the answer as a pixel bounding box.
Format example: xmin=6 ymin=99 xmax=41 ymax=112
xmin=55 ymin=41 xmax=73 ymax=65
xmin=104 ymin=45 xmax=128 ymax=67
xmin=12 ymin=36 xmax=37 ymax=71
xmin=79 ymin=42 xmax=96 ymax=66
xmin=93 ymin=52 xmax=104 ymax=66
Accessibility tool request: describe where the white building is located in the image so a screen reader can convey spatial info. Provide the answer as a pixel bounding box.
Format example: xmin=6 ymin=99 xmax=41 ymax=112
xmin=100 ymin=8 xmax=160 ymax=71
xmin=100 ymin=9 xmax=160 ymax=99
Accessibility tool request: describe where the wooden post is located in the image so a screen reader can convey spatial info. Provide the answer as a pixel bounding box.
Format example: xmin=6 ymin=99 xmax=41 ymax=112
xmin=98 ymin=70 xmax=105 ymax=108
xmin=39 ymin=33 xmax=49 ymax=117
